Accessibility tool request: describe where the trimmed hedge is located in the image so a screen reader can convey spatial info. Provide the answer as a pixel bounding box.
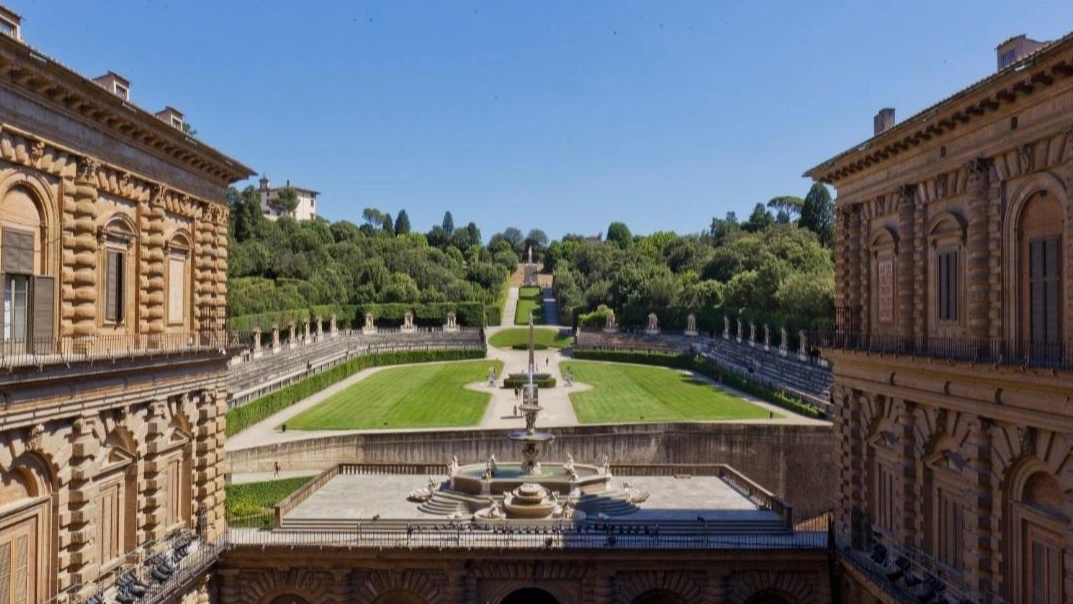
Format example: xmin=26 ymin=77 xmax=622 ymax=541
xmin=511 ymin=343 xmax=549 ymax=350
xmin=503 ymin=376 xmax=557 ymax=388
xmin=226 ymin=348 xmax=486 ymax=436
xmin=352 ymin=302 xmax=486 ymax=327
xmin=571 ymin=349 xmax=823 ymax=419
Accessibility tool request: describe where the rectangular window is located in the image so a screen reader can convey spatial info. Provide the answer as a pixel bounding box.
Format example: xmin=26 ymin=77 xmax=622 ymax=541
xmin=877 ymin=257 xmax=894 ymax=323
xmin=168 ymin=255 xmax=186 ymax=325
xmin=0 ymin=521 xmax=34 ymax=604
xmin=1029 ymin=236 xmax=1061 ymax=344
xmin=874 ymin=462 xmax=896 ymax=533
xmin=105 ymin=250 xmax=124 ymax=323
xmin=938 ymin=251 xmax=958 ymax=321
xmin=936 ymin=487 xmax=963 ymax=571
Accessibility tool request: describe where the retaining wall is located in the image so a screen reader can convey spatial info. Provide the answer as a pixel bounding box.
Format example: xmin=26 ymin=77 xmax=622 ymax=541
xmin=226 ymin=422 xmax=834 ymax=519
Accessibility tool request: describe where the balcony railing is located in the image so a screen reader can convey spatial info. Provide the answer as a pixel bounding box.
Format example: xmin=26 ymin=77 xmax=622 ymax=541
xmin=837 ymin=528 xmax=1009 ymax=604
xmin=808 ymin=331 xmax=1073 ymax=372
xmin=0 ymin=330 xmax=250 ymax=370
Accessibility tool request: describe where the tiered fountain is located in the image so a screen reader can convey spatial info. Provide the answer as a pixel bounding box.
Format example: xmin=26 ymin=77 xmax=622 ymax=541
xmin=410 ymin=315 xmax=644 ymax=522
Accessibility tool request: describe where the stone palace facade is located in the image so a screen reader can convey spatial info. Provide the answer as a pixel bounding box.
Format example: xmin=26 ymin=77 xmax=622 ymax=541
xmin=808 ymin=33 xmax=1073 ymax=603
xmin=0 ymin=10 xmax=252 ymax=603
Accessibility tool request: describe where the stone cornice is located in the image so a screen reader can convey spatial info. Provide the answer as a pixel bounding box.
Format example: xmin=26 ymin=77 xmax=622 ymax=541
xmin=0 ymin=34 xmax=254 ymax=188
xmin=0 ymin=123 xmax=222 ymax=222
xmin=805 ymin=31 xmax=1073 ymax=185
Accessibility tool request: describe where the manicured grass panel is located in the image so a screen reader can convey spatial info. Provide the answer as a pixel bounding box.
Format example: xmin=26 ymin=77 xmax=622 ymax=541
xmin=283 ymin=360 xmax=504 ymax=430
xmin=571 ymin=349 xmax=824 ymax=419
xmin=226 ymin=477 xmax=312 ymax=527
xmin=488 ymin=328 xmax=573 ymax=349
xmin=226 ymin=348 xmax=486 ymax=437
xmin=564 ymin=360 xmax=772 ymax=423
xmin=514 ymin=287 xmax=545 ymax=325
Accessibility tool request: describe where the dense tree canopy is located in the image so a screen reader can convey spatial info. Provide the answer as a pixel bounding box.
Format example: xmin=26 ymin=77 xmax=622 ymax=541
xmin=554 ymin=185 xmax=835 ymax=332
xmin=226 ymin=187 xmax=512 ymax=324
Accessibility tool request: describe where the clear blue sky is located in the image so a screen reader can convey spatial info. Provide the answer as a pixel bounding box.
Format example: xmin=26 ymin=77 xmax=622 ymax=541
xmin=14 ymin=1 xmax=1073 ymax=239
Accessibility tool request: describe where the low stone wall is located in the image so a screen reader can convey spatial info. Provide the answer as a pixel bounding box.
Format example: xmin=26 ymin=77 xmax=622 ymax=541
xmin=227 ymin=422 xmax=834 ymax=519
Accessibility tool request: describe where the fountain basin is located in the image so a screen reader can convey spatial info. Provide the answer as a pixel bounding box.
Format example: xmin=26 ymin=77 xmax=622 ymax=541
xmin=450 ymin=462 xmax=607 ymax=496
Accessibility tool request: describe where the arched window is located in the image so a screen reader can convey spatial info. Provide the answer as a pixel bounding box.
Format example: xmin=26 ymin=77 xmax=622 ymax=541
xmin=0 ymin=185 xmax=53 ymax=352
xmin=166 ymin=233 xmax=191 ymax=328
xmin=99 ymin=215 xmax=136 ymax=327
xmin=1014 ymin=190 xmax=1063 ymax=354
xmin=1007 ymin=463 xmax=1068 ymax=604
xmin=869 ymin=228 xmax=898 ymax=332
xmin=0 ymin=454 xmax=55 ymax=604
xmin=926 ymin=212 xmax=966 ymax=336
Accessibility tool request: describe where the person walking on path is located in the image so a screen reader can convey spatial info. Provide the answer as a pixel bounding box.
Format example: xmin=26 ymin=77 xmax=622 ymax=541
xmin=274 ymin=461 xmax=281 ymax=478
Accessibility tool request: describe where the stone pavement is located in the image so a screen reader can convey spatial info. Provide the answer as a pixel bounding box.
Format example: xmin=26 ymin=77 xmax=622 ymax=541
xmin=501 ymin=286 xmax=519 ymax=326
xmin=477 ymin=332 xmax=582 ymax=430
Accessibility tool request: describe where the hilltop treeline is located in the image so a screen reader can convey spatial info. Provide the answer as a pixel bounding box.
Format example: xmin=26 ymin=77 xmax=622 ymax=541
xmin=552 ymin=184 xmax=835 ymax=332
xmin=226 ymin=186 xmax=540 ymax=325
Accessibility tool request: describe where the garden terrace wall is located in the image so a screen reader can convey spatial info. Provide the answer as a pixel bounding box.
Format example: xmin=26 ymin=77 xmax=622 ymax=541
xmin=227 ymin=422 xmax=834 ymax=520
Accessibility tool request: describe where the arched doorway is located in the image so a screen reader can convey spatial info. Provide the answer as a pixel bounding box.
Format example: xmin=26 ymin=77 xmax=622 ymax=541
xmin=632 ymin=589 xmax=689 ymax=604
xmin=267 ymin=595 xmax=309 ymax=604
xmin=500 ymin=587 xmax=559 ymax=604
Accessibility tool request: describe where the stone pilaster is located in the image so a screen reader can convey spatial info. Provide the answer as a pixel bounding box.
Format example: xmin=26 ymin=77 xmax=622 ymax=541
xmin=985 ymin=163 xmax=1004 ymax=340
xmin=837 ymin=388 xmax=864 ymax=545
xmin=963 ymin=416 xmax=995 ymax=599
xmin=145 ymin=188 xmax=166 ymax=332
xmin=140 ymin=401 xmax=169 ymax=543
xmin=330 ymin=568 xmax=350 ymax=603
xmin=893 ymin=400 xmax=918 ymax=548
xmin=194 ymin=390 xmax=227 ymax=540
xmin=911 ymin=190 xmax=926 ymax=337
xmin=965 ymin=159 xmax=992 ymax=340
xmin=896 ymin=185 xmax=916 ymax=339
xmin=835 ymin=206 xmax=849 ymax=314
xmin=59 ymin=167 xmax=78 ymax=337
xmin=857 ymin=207 xmax=870 ymax=336
xmin=212 ymin=206 xmax=229 ymax=330
xmin=144 ymin=189 xmax=166 ymax=334
xmin=71 ymin=157 xmax=100 ymax=338
xmin=62 ymin=416 xmax=100 ymax=590
xmin=193 ymin=208 xmax=215 ymax=331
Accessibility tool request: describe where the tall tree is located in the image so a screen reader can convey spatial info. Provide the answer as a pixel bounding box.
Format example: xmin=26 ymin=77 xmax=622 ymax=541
xmin=394 ymin=209 xmax=411 ymax=235
xmin=606 ymin=221 xmax=633 ymax=249
xmin=525 ymin=229 xmax=549 ymax=253
xmin=767 ymin=196 xmax=804 ymax=224
xmin=799 ymin=183 xmax=835 ymax=247
xmin=381 ymin=212 xmax=394 ymax=235
xmin=500 ymin=227 xmax=524 ymax=253
xmin=465 ymin=222 xmax=482 ymax=246
xmin=743 ymin=203 xmax=775 ymax=233
xmin=362 ymin=207 xmax=386 ymax=227
xmin=442 ymin=211 xmax=455 ymax=235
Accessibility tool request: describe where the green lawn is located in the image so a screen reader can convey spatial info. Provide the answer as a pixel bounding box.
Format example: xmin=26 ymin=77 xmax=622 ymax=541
xmin=226 ymin=476 xmax=313 ymax=527
xmin=563 ymin=360 xmax=775 ymax=423
xmin=515 ymin=286 xmax=544 ymax=325
xmin=489 ymin=328 xmax=573 ymax=349
xmin=282 ymin=360 xmax=504 ymax=430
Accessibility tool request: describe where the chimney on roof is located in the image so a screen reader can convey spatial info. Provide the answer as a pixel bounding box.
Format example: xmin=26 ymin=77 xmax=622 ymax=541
xmin=93 ymin=72 xmax=130 ymax=101
xmin=996 ymin=34 xmax=1048 ymax=71
xmin=0 ymin=6 xmax=22 ymax=41
xmin=154 ymin=106 xmax=184 ymax=131
xmin=874 ymin=108 xmax=895 ymax=136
